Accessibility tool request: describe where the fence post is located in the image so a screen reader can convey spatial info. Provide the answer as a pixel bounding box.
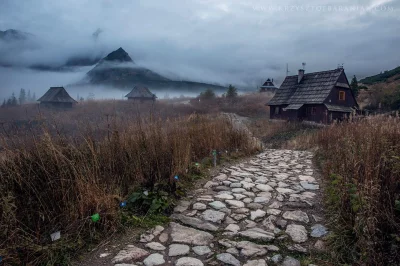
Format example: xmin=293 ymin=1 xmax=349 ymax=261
xmin=212 ymin=149 xmax=217 ymax=167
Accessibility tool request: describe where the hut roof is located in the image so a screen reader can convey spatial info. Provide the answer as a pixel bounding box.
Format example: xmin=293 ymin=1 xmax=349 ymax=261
xmin=125 ymin=86 xmax=156 ymax=98
xmin=260 ymin=78 xmax=277 ymax=89
xmin=268 ymin=68 xmax=344 ymax=105
xmin=37 ymin=87 xmax=77 ymax=103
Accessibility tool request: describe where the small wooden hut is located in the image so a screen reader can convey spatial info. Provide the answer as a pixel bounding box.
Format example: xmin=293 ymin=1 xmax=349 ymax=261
xmin=260 ymin=78 xmax=277 ymax=92
xmin=37 ymin=87 xmax=77 ymax=108
xmin=125 ymin=86 xmax=156 ymax=102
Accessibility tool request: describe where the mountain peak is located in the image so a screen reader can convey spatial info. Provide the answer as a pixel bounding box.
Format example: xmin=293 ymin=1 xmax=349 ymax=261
xmin=103 ymin=47 xmax=134 ymax=63
xmin=0 ymin=29 xmax=31 ymax=41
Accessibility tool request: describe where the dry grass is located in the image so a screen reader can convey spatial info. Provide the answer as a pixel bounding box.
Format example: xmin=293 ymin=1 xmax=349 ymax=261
xmin=0 ymin=101 xmax=260 ymax=265
xmin=288 ymin=116 xmax=400 ymax=264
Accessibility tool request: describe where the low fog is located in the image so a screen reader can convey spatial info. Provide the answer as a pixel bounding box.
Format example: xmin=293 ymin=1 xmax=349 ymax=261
xmin=1 ymin=0 xmax=400 ymax=100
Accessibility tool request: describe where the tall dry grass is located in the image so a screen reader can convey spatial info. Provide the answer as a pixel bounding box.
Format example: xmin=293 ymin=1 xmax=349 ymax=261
xmin=0 ymin=106 xmax=259 ymax=265
xmin=291 ymin=116 xmax=400 ymax=264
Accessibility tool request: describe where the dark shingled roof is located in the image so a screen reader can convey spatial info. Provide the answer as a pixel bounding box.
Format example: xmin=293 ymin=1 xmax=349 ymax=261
xmin=125 ymin=86 xmax=156 ymax=99
xmin=37 ymin=87 xmax=77 ymax=103
xmin=268 ymin=69 xmax=343 ymax=105
xmin=324 ymin=104 xmax=354 ymax=113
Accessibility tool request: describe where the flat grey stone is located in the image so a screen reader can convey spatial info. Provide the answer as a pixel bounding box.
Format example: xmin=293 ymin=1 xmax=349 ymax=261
xmin=193 ymin=203 xmax=207 ymax=210
xmin=214 ymin=174 xmax=228 ymax=181
xmin=283 ymin=210 xmax=309 ymax=223
xmin=176 ymin=257 xmax=204 ymax=266
xmin=311 ymin=224 xmax=328 ymax=237
xmin=215 ymin=186 xmax=231 ymax=191
xmin=300 ymin=181 xmax=320 ymax=190
xmin=271 ymin=254 xmax=282 ymax=263
xmin=254 ymin=196 xmax=270 ymax=204
xmin=226 ymin=200 xmax=245 ymax=208
xmin=208 ymin=201 xmax=227 ymax=210
xmin=171 ymin=214 xmax=218 ymax=231
xmin=168 ymin=244 xmax=190 ymax=256
xmin=143 ymin=253 xmax=165 ymax=266
xmin=247 ymin=203 xmax=263 ymax=209
xmin=170 ymin=222 xmax=214 ymax=245
xmin=236 ymin=241 xmax=268 ymax=256
xmin=243 ymin=259 xmax=267 ymax=266
xmin=174 ymin=201 xmax=191 ymax=213
xmin=282 ymin=256 xmax=301 ymax=266
xmin=112 ymin=245 xmax=150 ymax=263
xmin=250 ymin=209 xmax=266 ymax=220
xmin=226 ymin=247 xmax=240 ymax=255
xmin=255 ymin=184 xmax=274 ymax=192
xmin=286 ymin=224 xmax=308 ymax=243
xmin=158 ymin=232 xmax=168 ymax=243
xmin=145 ymin=242 xmax=166 ymax=251
xmin=215 ymin=193 xmax=234 ymax=200
xmin=225 ymin=224 xmax=240 ymax=233
xmin=192 ymin=245 xmax=212 ymax=256
xmin=202 ymin=209 xmax=226 ymax=223
xmin=204 ymin=181 xmax=219 ymax=188
xmin=238 ymin=228 xmax=275 ymax=241
xmin=230 ymin=183 xmax=242 ymax=188
xmin=216 ymin=253 xmax=241 ymax=266
xmin=231 ymin=188 xmax=247 ymax=193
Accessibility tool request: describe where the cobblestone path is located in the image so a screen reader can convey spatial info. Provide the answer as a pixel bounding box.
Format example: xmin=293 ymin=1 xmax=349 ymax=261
xmin=96 ymin=149 xmax=328 ymax=266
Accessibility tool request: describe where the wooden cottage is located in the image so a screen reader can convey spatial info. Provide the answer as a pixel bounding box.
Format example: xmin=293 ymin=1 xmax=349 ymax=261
xmin=37 ymin=87 xmax=77 ymax=108
xmin=260 ymin=78 xmax=277 ymax=92
xmin=125 ymin=86 xmax=156 ymax=102
xmin=267 ymin=68 xmax=358 ymax=124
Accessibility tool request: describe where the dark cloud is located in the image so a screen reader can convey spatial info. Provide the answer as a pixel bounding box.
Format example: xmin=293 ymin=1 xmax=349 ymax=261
xmin=0 ymin=0 xmax=399 ymax=98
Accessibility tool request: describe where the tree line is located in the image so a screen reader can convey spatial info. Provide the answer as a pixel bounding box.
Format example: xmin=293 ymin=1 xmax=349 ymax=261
xmin=1 ymin=88 xmax=37 ymax=108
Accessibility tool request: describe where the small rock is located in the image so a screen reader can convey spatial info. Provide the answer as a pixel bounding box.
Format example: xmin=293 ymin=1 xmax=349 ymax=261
xmin=244 ymin=259 xmax=267 ymax=266
xmin=238 ymin=228 xmax=275 ymax=241
xmin=216 ymin=253 xmax=241 ymax=266
xmin=311 ymin=224 xmax=328 ymax=237
xmin=300 ymin=181 xmax=319 ymax=190
xmin=231 ymin=188 xmax=247 ymax=193
xmin=192 ymin=245 xmax=212 ymax=256
xmin=230 ymin=183 xmax=243 ymax=188
xmin=267 ymin=208 xmax=281 ymax=215
xmin=168 ymin=244 xmax=190 ymax=256
xmin=256 ymin=184 xmax=274 ymax=192
xmin=271 ymin=254 xmax=282 ymax=263
xmin=158 ymin=232 xmax=168 ymax=243
xmin=282 ymin=210 xmax=310 ymax=223
xmin=172 ymin=214 xmax=218 ymax=231
xmin=174 ymin=201 xmax=191 ymax=213
xmin=276 ymin=219 xmax=288 ymax=229
xmin=314 ymin=240 xmax=326 ymax=252
xmin=254 ymin=197 xmax=270 ymax=204
xmin=215 ymin=194 xmax=234 ymax=200
xmin=287 ymin=244 xmax=307 ymax=253
xmin=225 ymin=224 xmax=240 ymax=233
xmin=250 ymin=209 xmax=266 ymax=220
xmin=247 ymin=203 xmax=263 ymax=209
xmin=170 ymin=222 xmax=214 ymax=245
xmin=176 ymin=257 xmax=204 ymax=266
xmin=145 ymin=242 xmax=166 ymax=251
xmin=282 ymin=256 xmax=301 ymax=266
xmin=214 ymin=174 xmax=228 ymax=181
xmin=99 ymin=253 xmax=110 ymax=258
xmin=312 ymin=214 xmax=323 ymax=222
xmin=286 ymin=224 xmax=308 ymax=243
xmin=143 ymin=253 xmax=165 ymax=266
xmin=226 ymin=247 xmax=239 ymax=255
xmin=209 ymin=201 xmax=227 ymax=210
xmin=112 ymin=245 xmax=150 ymax=263
xmin=204 ymin=181 xmax=219 ymax=188
xmin=202 ymin=209 xmax=226 ymax=223
xmin=225 ymin=200 xmax=245 ymax=208
xmin=193 ymin=203 xmax=207 ymax=210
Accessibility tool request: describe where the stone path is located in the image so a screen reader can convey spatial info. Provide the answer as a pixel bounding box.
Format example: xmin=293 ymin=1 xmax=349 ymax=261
xmin=97 ymin=149 xmax=328 ymax=266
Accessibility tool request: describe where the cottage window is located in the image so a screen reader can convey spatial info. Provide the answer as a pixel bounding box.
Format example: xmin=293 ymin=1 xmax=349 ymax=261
xmin=275 ymin=107 xmax=280 ymax=114
xmin=339 ymin=91 xmax=345 ymax=101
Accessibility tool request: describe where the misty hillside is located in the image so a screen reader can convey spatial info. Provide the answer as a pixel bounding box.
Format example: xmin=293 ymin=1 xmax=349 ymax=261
xmin=0 ymin=29 xmax=31 ymax=42
xmin=0 ymin=28 xmax=103 ymax=69
xmin=82 ymin=47 xmax=226 ymax=91
xmin=359 ymin=65 xmax=400 ymax=85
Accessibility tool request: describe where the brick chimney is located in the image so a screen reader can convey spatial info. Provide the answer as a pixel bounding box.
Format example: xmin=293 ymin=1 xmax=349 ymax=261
xmin=298 ymin=69 xmax=304 ymax=83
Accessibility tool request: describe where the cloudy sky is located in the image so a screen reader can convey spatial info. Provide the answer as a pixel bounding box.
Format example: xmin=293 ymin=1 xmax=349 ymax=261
xmin=0 ymin=0 xmax=399 ymax=96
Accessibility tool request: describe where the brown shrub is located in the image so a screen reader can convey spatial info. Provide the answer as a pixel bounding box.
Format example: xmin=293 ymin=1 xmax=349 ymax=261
xmin=0 ymin=111 xmax=259 ymax=265
xmin=292 ymin=116 xmax=400 ymax=264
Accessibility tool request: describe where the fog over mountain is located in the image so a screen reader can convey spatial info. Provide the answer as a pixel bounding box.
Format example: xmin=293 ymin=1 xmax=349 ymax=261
xmin=0 ymin=0 xmax=399 ymax=99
